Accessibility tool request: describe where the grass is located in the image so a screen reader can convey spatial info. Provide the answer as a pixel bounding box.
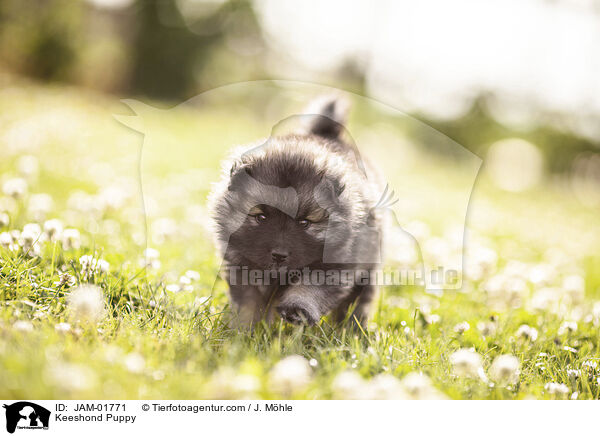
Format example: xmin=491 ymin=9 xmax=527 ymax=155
xmin=1 ymin=79 xmax=600 ymax=399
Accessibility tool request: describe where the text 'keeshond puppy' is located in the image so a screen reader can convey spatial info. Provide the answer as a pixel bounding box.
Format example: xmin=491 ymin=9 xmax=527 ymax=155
xmin=209 ymin=97 xmax=387 ymax=327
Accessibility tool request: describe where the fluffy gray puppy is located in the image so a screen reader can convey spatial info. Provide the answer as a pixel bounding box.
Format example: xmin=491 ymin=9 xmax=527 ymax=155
xmin=209 ymin=97 xmax=386 ymax=327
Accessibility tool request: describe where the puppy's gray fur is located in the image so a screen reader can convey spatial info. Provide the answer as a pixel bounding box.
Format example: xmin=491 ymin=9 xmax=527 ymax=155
xmin=208 ymin=97 xmax=385 ymax=327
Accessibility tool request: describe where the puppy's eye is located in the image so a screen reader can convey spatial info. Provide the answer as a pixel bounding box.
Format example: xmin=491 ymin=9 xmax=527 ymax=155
xmin=297 ymin=219 xmax=311 ymax=229
xmin=255 ymin=214 xmax=267 ymax=224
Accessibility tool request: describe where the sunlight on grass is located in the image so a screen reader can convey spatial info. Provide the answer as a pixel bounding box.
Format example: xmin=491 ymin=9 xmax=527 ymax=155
xmin=1 ymin=82 xmax=599 ymax=400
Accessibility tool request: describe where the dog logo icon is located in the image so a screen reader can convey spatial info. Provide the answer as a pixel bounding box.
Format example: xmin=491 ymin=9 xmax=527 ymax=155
xmin=2 ymin=402 xmax=50 ymax=433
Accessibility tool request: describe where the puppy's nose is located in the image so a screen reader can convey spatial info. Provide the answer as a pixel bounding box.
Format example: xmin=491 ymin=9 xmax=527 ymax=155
xmin=271 ymin=249 xmax=289 ymax=263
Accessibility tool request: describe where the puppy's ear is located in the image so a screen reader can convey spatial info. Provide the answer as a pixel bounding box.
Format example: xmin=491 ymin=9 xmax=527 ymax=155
xmin=314 ymin=176 xmax=345 ymax=208
xmin=228 ymin=162 xmax=253 ymax=191
xmin=229 ymin=160 xmax=243 ymax=177
xmin=305 ymin=95 xmax=349 ymax=140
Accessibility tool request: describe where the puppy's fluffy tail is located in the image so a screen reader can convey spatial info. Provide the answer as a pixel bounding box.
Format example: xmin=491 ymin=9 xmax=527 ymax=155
xmin=304 ymin=95 xmax=349 ymax=140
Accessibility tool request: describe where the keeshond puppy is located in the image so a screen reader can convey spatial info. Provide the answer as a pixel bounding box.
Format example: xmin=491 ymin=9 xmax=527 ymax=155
xmin=209 ymin=97 xmax=386 ymax=327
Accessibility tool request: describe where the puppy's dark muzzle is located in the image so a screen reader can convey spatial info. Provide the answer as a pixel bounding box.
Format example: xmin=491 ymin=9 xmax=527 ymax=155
xmin=276 ymin=303 xmax=317 ymax=326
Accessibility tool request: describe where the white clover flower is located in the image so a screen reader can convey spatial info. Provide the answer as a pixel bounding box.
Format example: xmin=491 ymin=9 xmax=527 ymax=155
xmin=17 ymin=224 xmax=43 ymax=256
xmin=567 ymin=369 xmax=581 ymax=381
xmin=79 ymin=255 xmax=109 ymax=280
xmin=193 ymin=296 xmax=210 ymax=308
xmin=103 ymin=345 xmax=124 ymax=364
xmin=43 ymin=219 xmax=63 ymax=241
xmin=97 ymin=185 xmax=130 ymax=211
xmin=483 ymin=273 xmax=528 ymax=309
xmin=124 ymin=352 xmax=146 ymax=374
xmin=465 ymin=245 xmax=498 ymax=280
xmin=489 ymin=355 xmax=520 ymax=385
xmin=67 ymin=191 xmax=97 ymax=214
xmin=516 ymin=324 xmax=539 ymax=341
xmin=54 ymin=272 xmax=76 ymax=288
xmin=28 ymin=193 xmax=53 ymax=219
xmin=208 ymin=368 xmax=260 ymax=399
xmin=425 ymin=314 xmax=441 ymax=325
xmin=61 ymin=228 xmax=81 ymax=250
xmin=0 ymin=232 xmax=14 ymax=250
xmin=562 ymin=274 xmax=585 ymax=303
xmin=582 ymin=360 xmax=598 ymax=372
xmin=454 ymin=321 xmax=470 ymax=334
xmin=2 ymin=178 xmax=27 ymax=198
xmin=165 ymin=284 xmax=182 ymax=293
xmin=529 ymin=287 xmax=560 ymax=312
xmin=184 ymin=270 xmax=201 ymax=281
xmin=47 ymin=362 xmax=97 ymax=392
xmin=151 ymin=218 xmax=177 ymax=244
xmin=478 ymin=321 xmax=497 ymax=337
xmin=367 ymin=373 xmax=406 ymax=399
xmin=331 ymin=370 xmax=370 ymax=399
xmin=144 ymin=247 xmax=160 ymax=259
xmin=23 ymin=223 xmax=41 ymax=233
xmin=528 ymin=263 xmax=555 ymax=287
xmin=558 ymin=321 xmax=578 ymax=335
xmin=79 ymin=254 xmax=93 ymax=268
xmin=0 ymin=212 xmax=9 ymax=228
xmin=67 ymin=284 xmax=106 ymax=323
xmin=54 ymin=322 xmax=72 ymax=334
xmin=232 ymin=374 xmax=261 ymax=398
xmin=13 ymin=320 xmax=34 ymax=332
xmin=504 ymin=260 xmax=529 ymax=278
xmin=141 ymin=247 xmax=161 ymax=269
xmin=450 ymin=348 xmax=484 ymax=378
xmin=19 ymin=223 xmax=44 ymax=247
xmin=401 ymin=372 xmax=446 ymax=400
xmin=401 ymin=372 xmax=431 ymax=397
xmin=544 ymin=382 xmax=569 ymax=397
xmin=96 ymin=259 xmax=110 ymax=273
xmin=268 ymin=355 xmax=312 ymax=395
xmin=177 ymin=275 xmax=194 ymax=292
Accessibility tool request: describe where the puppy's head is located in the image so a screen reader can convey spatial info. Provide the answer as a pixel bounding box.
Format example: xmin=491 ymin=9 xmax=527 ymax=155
xmin=212 ymin=136 xmax=353 ymax=270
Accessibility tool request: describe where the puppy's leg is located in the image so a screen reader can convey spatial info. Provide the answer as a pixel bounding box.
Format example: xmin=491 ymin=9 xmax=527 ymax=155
xmin=332 ymin=286 xmax=361 ymax=323
xmin=331 ymin=284 xmax=377 ymax=326
xmin=229 ymin=284 xmax=266 ymax=328
xmin=276 ymin=285 xmax=351 ymax=326
xmin=350 ymin=284 xmax=377 ymax=325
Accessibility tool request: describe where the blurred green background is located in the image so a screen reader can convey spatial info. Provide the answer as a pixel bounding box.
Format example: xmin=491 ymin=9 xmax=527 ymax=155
xmin=1 ymin=0 xmax=599 ymax=185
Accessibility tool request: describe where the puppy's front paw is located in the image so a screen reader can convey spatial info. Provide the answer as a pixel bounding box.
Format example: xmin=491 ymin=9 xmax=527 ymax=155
xmin=277 ymin=304 xmax=317 ymax=326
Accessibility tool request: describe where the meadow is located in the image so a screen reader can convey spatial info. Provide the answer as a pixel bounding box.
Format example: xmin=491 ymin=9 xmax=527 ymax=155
xmin=1 ymin=79 xmax=599 ymax=400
